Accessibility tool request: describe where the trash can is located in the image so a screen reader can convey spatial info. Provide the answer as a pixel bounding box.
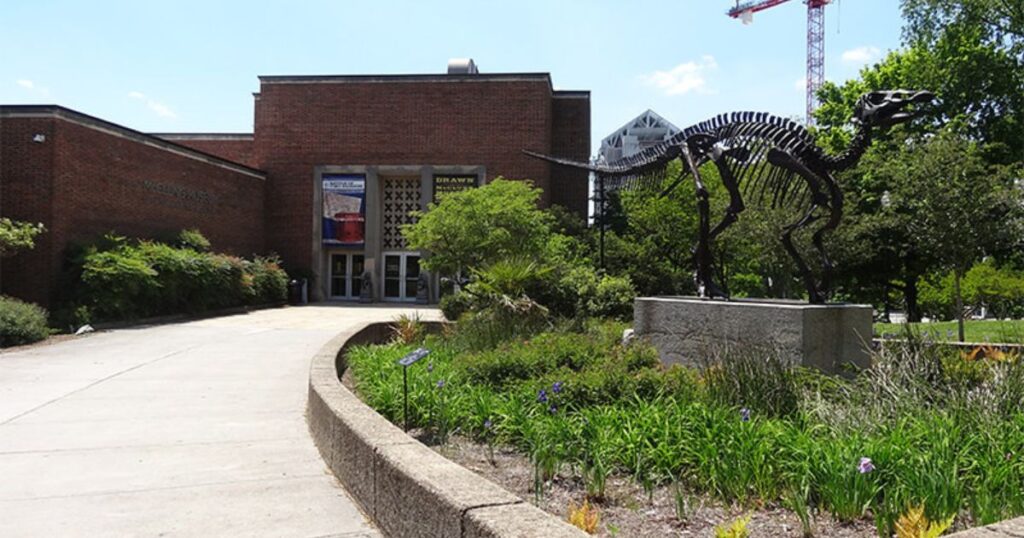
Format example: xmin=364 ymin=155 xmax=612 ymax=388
xmin=288 ymin=279 xmax=308 ymax=305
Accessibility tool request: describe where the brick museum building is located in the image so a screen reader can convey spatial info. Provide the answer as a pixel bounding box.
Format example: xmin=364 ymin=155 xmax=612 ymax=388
xmin=0 ymin=60 xmax=591 ymax=306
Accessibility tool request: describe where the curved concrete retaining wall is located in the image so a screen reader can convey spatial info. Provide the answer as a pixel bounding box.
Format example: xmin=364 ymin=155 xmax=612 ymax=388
xmin=948 ymin=518 xmax=1024 ymax=537
xmin=306 ymin=322 xmax=587 ymax=538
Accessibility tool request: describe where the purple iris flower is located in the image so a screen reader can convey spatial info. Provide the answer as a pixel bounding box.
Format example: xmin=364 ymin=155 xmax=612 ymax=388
xmin=537 ymin=389 xmax=548 ymax=403
xmin=484 ymin=419 xmax=493 ymax=430
xmin=552 ymin=381 xmax=564 ymax=393
xmin=549 ymin=404 xmax=558 ymax=414
xmin=436 ymin=379 xmax=445 ymax=389
xmin=740 ymin=408 xmax=751 ymax=422
xmin=858 ymin=457 xmax=875 ymax=474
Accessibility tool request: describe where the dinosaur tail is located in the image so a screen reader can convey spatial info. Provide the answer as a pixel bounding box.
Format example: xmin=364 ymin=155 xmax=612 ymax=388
xmin=521 ymin=150 xmax=617 ymax=174
xmin=522 ymin=149 xmax=675 ymax=192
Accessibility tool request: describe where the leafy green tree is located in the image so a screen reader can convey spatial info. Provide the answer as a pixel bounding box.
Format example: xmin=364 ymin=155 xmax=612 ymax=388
xmin=402 ymin=178 xmax=554 ymax=278
xmin=0 ymin=218 xmax=44 ymax=257
xmin=836 ymin=129 xmax=1020 ymax=327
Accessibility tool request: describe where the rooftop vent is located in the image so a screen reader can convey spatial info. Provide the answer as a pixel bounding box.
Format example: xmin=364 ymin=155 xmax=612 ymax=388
xmin=447 ymin=58 xmax=479 ymax=75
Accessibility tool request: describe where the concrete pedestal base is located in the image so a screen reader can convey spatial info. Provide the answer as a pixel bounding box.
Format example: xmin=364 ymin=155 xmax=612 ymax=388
xmin=633 ymin=297 xmax=872 ymax=373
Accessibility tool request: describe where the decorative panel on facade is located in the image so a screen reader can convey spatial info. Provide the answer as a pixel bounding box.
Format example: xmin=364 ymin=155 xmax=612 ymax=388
xmin=382 ymin=177 xmax=420 ymax=250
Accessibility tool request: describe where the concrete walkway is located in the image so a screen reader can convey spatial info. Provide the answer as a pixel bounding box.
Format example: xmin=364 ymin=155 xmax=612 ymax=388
xmin=0 ymin=305 xmax=441 ymax=537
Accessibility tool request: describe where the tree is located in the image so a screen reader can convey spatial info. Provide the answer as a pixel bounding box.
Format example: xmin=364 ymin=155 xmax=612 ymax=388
xmin=0 ymin=218 xmax=44 ymax=257
xmin=402 ymin=178 xmax=553 ymax=278
xmin=815 ymin=19 xmax=1024 ymax=317
xmin=847 ymin=129 xmax=1020 ymax=330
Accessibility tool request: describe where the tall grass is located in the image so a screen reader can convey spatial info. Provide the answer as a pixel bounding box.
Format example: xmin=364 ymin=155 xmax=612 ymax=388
xmin=346 ymin=320 xmax=1024 ymax=534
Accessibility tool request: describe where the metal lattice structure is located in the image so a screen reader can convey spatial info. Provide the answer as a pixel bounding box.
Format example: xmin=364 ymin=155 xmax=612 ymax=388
xmin=527 ymin=90 xmax=934 ymax=303
xmin=727 ymin=0 xmax=832 ymax=125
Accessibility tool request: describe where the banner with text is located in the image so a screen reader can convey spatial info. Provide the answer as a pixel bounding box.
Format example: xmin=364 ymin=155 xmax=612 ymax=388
xmin=322 ymin=174 xmax=366 ymax=246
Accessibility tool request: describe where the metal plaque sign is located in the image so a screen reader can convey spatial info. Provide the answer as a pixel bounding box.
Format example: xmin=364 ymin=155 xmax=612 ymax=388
xmin=396 ymin=347 xmax=430 ymax=366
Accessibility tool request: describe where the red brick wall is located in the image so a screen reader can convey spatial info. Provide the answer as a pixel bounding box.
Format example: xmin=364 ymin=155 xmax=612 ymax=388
xmin=551 ymin=95 xmax=592 ymax=219
xmin=0 ymin=117 xmax=57 ymax=306
xmin=1 ymin=114 xmax=266 ymax=307
xmin=255 ymin=78 xmax=570 ymax=272
xmin=160 ymin=137 xmax=257 ymax=168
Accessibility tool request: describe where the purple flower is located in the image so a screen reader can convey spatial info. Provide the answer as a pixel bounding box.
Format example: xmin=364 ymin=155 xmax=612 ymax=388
xmin=549 ymin=404 xmax=558 ymax=414
xmin=740 ymin=408 xmax=750 ymax=422
xmin=484 ymin=419 xmax=493 ymax=430
xmin=537 ymin=389 xmax=548 ymax=403
xmin=858 ymin=457 xmax=875 ymax=474
xmin=552 ymin=381 xmax=564 ymax=393
xmin=436 ymin=379 xmax=445 ymax=389
xmin=427 ymin=362 xmax=434 ymax=373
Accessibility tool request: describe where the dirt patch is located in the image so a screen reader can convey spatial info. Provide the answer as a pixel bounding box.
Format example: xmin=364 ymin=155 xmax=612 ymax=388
xmin=426 ymin=435 xmax=876 ymax=538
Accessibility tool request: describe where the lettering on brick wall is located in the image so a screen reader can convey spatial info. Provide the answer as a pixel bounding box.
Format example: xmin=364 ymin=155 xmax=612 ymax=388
xmin=432 ymin=174 xmax=477 ymax=204
xmin=141 ymin=180 xmax=219 ymax=210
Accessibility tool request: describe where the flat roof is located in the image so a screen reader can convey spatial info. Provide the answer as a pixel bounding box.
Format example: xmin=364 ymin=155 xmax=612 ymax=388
xmin=152 ymin=133 xmax=254 ymax=141
xmin=0 ymin=105 xmax=265 ymax=179
xmin=258 ymin=72 xmax=589 ymax=96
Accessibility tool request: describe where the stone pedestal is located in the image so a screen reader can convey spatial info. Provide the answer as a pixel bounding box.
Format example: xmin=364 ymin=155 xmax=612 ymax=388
xmin=633 ymin=297 xmax=872 ymax=373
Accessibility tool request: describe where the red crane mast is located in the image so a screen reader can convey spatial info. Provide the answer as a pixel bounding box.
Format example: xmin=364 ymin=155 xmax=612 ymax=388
xmin=727 ymin=0 xmax=832 ymax=125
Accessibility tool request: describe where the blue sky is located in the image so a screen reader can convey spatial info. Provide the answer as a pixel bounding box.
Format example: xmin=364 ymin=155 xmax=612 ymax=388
xmin=1 ymin=0 xmax=904 ymax=152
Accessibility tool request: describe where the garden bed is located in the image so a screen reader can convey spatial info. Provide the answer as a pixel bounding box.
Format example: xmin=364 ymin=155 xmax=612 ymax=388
xmin=346 ymin=318 xmax=1024 ymax=537
xmin=427 ymin=434 xmax=876 ymax=537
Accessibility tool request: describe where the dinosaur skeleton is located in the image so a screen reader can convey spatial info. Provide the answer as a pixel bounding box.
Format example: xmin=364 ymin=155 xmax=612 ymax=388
xmin=526 ymin=90 xmax=934 ymax=304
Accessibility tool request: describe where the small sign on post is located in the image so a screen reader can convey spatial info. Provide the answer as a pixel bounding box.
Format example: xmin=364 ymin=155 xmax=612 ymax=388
xmin=396 ymin=347 xmax=430 ymax=431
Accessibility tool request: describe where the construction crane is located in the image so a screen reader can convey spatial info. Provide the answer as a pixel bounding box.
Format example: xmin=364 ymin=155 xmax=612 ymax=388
xmin=727 ymin=0 xmax=832 ymax=125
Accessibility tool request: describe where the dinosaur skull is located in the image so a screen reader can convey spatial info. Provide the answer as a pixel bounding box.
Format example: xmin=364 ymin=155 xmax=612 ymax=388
xmin=853 ymin=90 xmax=935 ymax=127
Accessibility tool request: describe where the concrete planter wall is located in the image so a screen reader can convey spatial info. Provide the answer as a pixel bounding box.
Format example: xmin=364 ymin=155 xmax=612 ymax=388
xmin=306 ymin=322 xmax=586 ymax=538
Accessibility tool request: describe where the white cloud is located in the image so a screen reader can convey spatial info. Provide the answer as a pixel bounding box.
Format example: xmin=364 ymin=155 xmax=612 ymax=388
xmin=640 ymin=55 xmax=718 ymax=96
xmin=794 ymin=77 xmax=807 ymax=91
xmin=15 ymin=79 xmax=50 ymax=98
xmin=842 ymin=46 xmax=881 ymax=64
xmin=128 ymin=91 xmax=176 ymax=119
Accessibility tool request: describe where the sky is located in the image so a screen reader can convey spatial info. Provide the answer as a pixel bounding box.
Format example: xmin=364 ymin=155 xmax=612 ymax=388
xmin=1 ymin=0 xmax=905 ymax=153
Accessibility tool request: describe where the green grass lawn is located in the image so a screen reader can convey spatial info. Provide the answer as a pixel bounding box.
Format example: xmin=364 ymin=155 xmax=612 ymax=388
xmin=874 ymin=319 xmax=1024 ymax=343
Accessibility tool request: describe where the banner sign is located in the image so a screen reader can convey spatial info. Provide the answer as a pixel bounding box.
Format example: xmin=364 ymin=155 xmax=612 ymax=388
xmin=322 ymin=174 xmax=366 ymax=246
xmin=432 ymin=174 xmax=478 ymax=204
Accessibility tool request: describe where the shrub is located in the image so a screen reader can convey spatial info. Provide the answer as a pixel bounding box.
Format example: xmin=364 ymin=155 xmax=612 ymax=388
xmin=439 ymin=291 xmax=473 ymax=321
xmin=0 ymin=296 xmax=50 ymax=347
xmin=588 ymin=274 xmax=635 ymax=319
xmin=247 ymin=256 xmax=288 ymax=304
xmin=176 ymin=228 xmax=211 ymax=252
xmin=66 ymin=232 xmax=287 ymax=321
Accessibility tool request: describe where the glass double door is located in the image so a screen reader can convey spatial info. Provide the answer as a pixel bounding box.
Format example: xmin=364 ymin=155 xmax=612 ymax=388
xmin=382 ymin=252 xmax=421 ymax=302
xmin=329 ymin=252 xmax=364 ymax=300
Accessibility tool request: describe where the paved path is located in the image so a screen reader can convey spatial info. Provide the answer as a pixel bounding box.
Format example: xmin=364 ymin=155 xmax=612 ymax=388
xmin=0 ymin=305 xmax=441 ymax=537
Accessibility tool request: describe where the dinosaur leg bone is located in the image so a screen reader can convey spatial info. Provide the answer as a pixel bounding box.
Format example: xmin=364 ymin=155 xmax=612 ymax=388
xmin=681 ymin=144 xmax=727 ymax=300
xmin=767 ymin=148 xmax=832 ymax=303
xmin=707 ymin=143 xmax=747 ymax=242
xmin=810 ymin=175 xmax=843 ymax=298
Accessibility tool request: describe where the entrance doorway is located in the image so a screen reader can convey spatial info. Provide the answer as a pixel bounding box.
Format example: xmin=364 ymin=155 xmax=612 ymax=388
xmin=329 ymin=252 xmax=364 ymax=300
xmin=382 ymin=252 xmax=420 ymax=302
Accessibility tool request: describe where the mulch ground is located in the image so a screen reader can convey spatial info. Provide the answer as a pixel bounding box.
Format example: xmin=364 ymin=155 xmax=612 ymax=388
xmin=424 ymin=434 xmax=878 ymax=537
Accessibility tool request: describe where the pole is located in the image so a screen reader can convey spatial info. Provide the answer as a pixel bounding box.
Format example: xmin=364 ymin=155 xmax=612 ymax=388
xmin=402 ymin=365 xmax=409 ymax=431
xmin=598 ymin=174 xmax=606 ymax=269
